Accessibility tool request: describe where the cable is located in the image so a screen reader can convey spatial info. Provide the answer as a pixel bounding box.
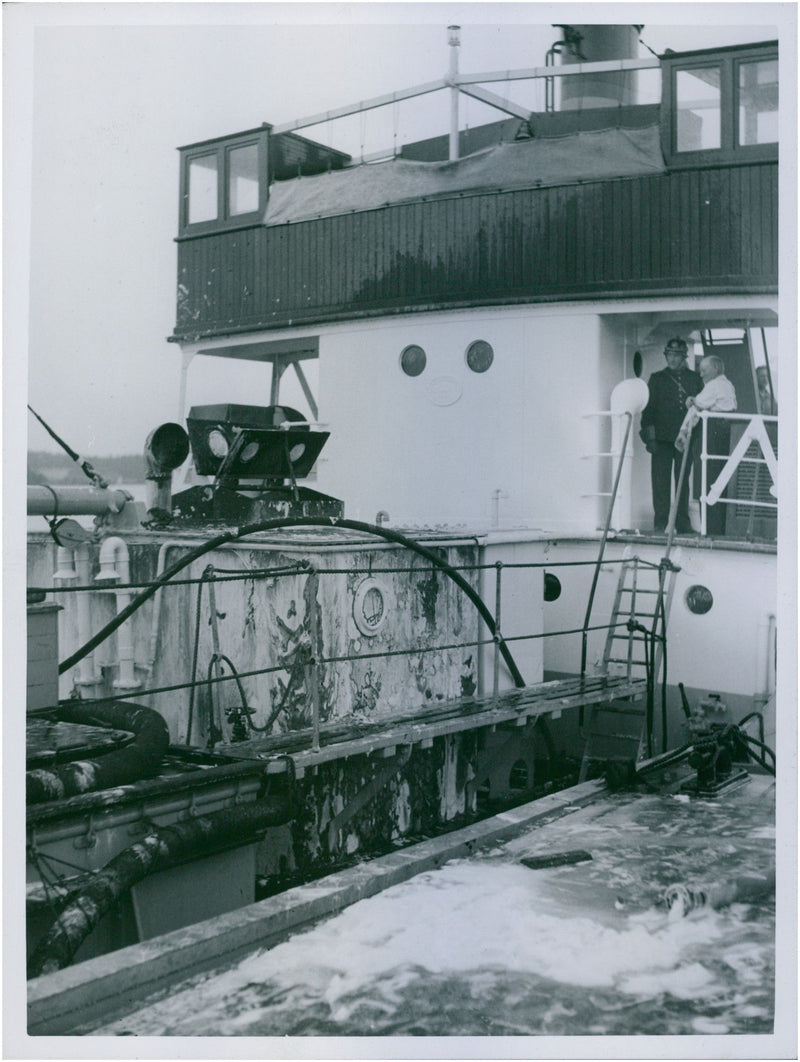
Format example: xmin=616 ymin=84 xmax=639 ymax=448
xmin=59 ymin=517 xmax=527 ymax=688
xmin=28 ymin=404 xmax=109 ymax=488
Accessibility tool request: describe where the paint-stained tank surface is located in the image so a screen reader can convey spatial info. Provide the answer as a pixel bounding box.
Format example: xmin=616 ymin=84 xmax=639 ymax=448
xmin=28 ymin=530 xmax=482 ymax=745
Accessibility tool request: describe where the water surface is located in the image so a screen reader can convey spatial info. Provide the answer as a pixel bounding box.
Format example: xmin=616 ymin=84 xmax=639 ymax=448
xmin=94 ymin=776 xmax=775 ymax=1036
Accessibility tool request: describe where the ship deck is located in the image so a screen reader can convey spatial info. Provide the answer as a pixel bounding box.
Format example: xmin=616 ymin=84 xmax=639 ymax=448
xmin=217 ymin=674 xmax=646 ymax=777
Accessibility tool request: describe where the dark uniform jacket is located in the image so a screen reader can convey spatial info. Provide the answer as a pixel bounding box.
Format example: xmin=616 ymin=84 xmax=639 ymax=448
xmin=640 ymin=367 xmax=702 ymax=444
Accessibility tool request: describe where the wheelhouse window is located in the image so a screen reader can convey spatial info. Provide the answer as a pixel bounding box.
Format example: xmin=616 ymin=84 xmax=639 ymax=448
xmin=675 ymin=67 xmax=721 ymax=151
xmin=188 ymin=154 xmax=218 ymax=224
xmin=662 ymin=42 xmax=777 ymax=166
xmin=179 ymin=126 xmax=269 ymax=237
xmin=738 ymin=59 xmax=778 ymax=146
xmin=228 ymin=143 xmax=260 ymax=215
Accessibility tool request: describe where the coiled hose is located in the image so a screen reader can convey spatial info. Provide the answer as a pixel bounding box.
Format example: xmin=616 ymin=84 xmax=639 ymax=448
xmin=27 ymin=701 xmax=170 ymax=805
xmin=28 ymin=790 xmax=292 ymax=978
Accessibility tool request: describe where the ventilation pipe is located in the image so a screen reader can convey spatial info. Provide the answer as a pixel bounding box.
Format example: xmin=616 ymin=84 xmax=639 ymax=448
xmin=96 ymin=536 xmax=139 ymax=691
xmin=558 ymin=24 xmax=640 ymax=110
xmin=28 ymin=485 xmax=131 ymax=517
xmin=144 ymin=422 xmax=190 ymax=520
xmin=54 ymin=543 xmax=100 ymax=692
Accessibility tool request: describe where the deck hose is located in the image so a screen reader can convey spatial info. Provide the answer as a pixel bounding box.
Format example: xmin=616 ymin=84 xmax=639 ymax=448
xmin=28 ymin=790 xmax=292 ymax=978
xmin=57 ymin=517 xmax=525 ymax=687
xmin=26 ymin=702 xmax=170 ymax=805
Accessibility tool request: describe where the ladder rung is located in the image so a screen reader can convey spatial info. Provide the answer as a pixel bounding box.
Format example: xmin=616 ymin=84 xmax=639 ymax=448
xmin=619 ymin=588 xmax=659 ymax=594
xmin=607 ymin=657 xmax=647 ymax=665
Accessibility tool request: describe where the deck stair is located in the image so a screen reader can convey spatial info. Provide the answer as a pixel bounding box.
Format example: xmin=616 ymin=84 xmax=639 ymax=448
xmin=579 ymin=551 xmax=680 ymax=781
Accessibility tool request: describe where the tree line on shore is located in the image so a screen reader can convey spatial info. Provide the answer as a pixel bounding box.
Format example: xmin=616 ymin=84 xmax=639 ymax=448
xmin=28 ymin=451 xmax=144 ymax=486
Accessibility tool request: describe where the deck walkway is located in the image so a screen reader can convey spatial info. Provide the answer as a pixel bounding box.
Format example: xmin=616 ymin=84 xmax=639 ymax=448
xmin=218 ymin=674 xmax=647 ymax=777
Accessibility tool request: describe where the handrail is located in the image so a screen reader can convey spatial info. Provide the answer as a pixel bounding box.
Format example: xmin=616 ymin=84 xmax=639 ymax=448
xmin=36 ymin=520 xmax=662 ymax=748
xmin=30 ymin=555 xmax=656 ymax=598
xmin=697 ymin=411 xmax=778 ymax=535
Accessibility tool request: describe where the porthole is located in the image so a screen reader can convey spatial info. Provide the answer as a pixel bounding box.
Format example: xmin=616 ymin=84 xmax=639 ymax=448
xmin=633 ymin=350 xmax=643 ymax=378
xmin=543 ymin=573 xmax=562 ymax=602
xmin=353 ymin=578 xmax=390 ymax=636
xmin=400 ymin=345 xmax=427 ymax=377
xmin=685 ymin=584 xmax=714 ymax=615
xmin=466 ymin=340 xmax=494 ymax=373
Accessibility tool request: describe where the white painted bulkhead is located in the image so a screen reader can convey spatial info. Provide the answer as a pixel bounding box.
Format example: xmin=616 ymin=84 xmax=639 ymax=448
xmin=316 ymin=305 xmax=618 ymax=532
xmin=178 ymin=292 xmax=776 ymax=539
xmin=540 ymin=537 xmax=777 ymax=743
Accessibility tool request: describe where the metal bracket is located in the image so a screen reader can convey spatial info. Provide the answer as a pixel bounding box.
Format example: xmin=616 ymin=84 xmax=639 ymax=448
xmin=74 ymin=813 xmax=98 ymax=850
xmin=180 ymin=791 xmax=199 ymax=821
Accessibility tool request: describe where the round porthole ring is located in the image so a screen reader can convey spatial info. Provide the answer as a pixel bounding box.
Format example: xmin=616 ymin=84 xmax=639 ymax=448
xmin=353 ymin=577 xmax=391 ymax=637
xmin=400 ymin=344 xmax=427 ymax=377
xmin=465 ymin=340 xmax=494 ymax=374
xmin=685 ymin=584 xmax=714 ymax=615
xmin=543 ymin=572 xmax=562 ymax=602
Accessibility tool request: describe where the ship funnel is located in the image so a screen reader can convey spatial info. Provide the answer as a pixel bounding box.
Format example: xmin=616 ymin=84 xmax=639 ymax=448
xmin=557 ymin=24 xmax=640 ymax=110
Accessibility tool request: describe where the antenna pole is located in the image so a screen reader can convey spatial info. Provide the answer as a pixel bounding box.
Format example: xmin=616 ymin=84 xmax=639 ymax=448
xmin=448 ymin=25 xmax=461 ymax=160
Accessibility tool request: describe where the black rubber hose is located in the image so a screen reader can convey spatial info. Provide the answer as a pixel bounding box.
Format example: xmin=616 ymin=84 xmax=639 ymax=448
xmin=26 ymin=702 xmax=170 ymax=805
xmin=58 ymin=518 xmax=526 ymax=688
xmin=28 ymin=792 xmax=292 ymax=978
xmin=734 ymin=730 xmax=776 ymax=774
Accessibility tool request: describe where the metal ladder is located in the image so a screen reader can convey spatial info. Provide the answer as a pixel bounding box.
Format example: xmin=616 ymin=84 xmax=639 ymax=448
xmin=579 ymin=552 xmax=679 ymax=781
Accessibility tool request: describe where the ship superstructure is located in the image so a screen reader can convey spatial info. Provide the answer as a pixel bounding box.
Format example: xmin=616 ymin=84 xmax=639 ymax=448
xmin=25 ymin=24 xmax=782 ymax=1028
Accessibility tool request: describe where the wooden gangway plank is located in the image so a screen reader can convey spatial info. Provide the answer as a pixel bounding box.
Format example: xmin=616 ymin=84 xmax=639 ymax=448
xmin=216 ymin=675 xmax=647 ymax=777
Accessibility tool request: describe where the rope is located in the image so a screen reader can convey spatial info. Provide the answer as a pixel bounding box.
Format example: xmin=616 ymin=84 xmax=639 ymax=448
xmin=27 ymin=405 xmax=109 ymax=489
xmin=638 ymin=34 xmax=662 ymax=59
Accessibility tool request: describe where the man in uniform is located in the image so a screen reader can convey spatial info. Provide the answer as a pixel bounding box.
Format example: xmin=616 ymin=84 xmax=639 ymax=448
xmin=639 ymin=337 xmax=702 ymax=533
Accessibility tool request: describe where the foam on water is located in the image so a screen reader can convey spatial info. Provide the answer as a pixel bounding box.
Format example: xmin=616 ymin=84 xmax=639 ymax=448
xmin=97 ymin=859 xmax=772 ymax=1036
xmin=93 ymin=782 xmax=774 ymax=1036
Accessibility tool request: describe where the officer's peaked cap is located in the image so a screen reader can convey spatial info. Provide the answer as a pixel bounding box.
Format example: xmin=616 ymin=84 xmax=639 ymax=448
xmin=664 ymin=337 xmax=688 ymax=356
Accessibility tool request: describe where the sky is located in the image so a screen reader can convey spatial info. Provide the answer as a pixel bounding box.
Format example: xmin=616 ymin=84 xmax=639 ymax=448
xmin=5 ymin=2 xmax=791 ymax=459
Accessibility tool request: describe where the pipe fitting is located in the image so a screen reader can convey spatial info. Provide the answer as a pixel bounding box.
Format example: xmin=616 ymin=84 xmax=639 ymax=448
xmin=95 ymin=537 xmax=139 ymax=690
xmin=54 ymin=547 xmax=77 ymax=582
xmin=96 ymin=536 xmax=130 ymax=584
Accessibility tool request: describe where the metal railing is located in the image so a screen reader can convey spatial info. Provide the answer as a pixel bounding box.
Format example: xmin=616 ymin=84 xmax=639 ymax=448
xmin=29 ymin=551 xmax=658 ymax=752
xmin=696 ymin=411 xmax=778 ymax=537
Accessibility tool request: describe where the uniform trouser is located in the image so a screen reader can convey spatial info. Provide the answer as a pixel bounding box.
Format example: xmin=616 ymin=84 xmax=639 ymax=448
xmin=651 ymin=441 xmax=691 ymax=530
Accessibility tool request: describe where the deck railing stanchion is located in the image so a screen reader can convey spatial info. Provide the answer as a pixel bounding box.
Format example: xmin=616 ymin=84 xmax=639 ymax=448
xmin=205 ymin=568 xmax=226 ymax=747
xmin=307 ymin=567 xmax=322 ymax=752
xmin=493 ymin=561 xmax=503 ymax=704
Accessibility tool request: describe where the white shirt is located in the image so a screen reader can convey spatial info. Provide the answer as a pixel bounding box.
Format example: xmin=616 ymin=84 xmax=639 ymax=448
xmin=675 ymin=374 xmax=737 ymax=452
xmin=693 ymin=374 xmax=737 ymax=412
